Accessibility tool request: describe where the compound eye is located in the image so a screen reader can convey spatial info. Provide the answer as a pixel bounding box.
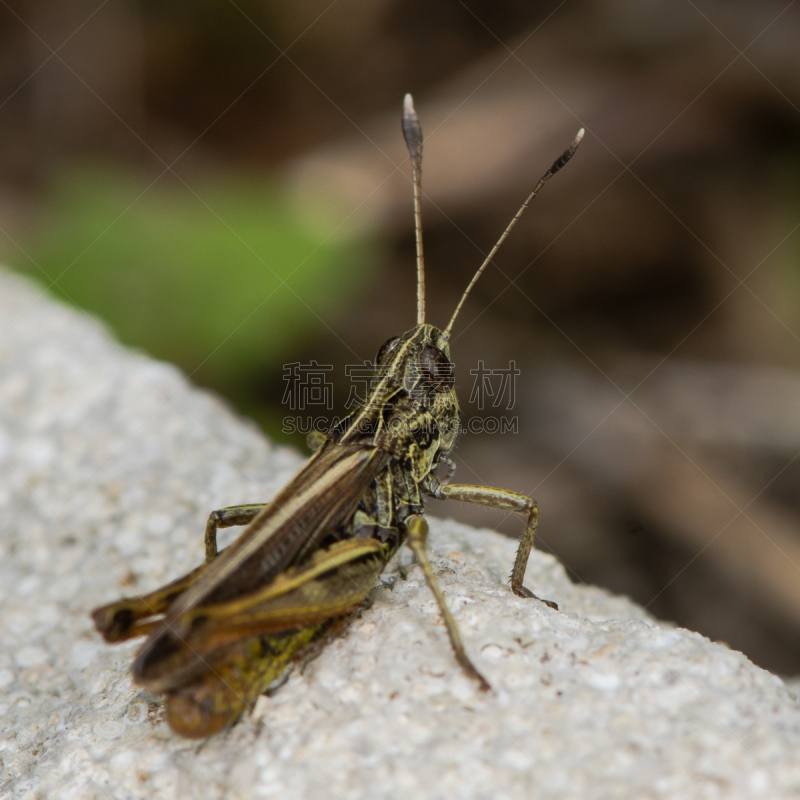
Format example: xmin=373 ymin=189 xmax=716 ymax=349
xmin=376 ymin=336 xmax=401 ymax=364
xmin=419 ymin=344 xmax=454 ymax=391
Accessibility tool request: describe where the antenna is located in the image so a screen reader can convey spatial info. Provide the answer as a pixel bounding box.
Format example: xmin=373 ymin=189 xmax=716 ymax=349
xmin=402 ymin=94 xmax=425 ymax=325
xmin=442 ymin=127 xmax=585 ymax=341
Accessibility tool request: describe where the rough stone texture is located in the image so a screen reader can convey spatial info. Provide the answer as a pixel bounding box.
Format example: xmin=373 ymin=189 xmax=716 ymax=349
xmin=1 ymin=268 xmax=800 ymax=800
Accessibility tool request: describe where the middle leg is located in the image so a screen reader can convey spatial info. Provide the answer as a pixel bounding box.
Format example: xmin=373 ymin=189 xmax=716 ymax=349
xmin=204 ymin=504 xmax=266 ymax=561
xmin=405 ymin=514 xmax=490 ymax=691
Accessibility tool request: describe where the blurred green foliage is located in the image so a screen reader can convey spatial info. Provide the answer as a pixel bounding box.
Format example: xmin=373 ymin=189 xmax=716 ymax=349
xmin=18 ymin=164 xmax=376 ymax=436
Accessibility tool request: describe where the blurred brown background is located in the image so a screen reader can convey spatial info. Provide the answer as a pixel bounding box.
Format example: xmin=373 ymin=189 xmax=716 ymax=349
xmin=2 ymin=0 xmax=800 ymax=675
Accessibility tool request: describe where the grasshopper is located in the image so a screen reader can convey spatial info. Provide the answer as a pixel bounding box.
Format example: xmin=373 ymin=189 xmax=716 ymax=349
xmin=91 ymin=95 xmax=583 ymax=738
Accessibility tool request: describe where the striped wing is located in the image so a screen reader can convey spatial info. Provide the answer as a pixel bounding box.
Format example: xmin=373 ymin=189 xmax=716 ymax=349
xmin=132 ymin=440 xmax=389 ymax=691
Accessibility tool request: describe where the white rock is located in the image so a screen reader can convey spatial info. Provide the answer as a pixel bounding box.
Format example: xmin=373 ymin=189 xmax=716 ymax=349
xmin=1 ymin=268 xmax=800 ymax=799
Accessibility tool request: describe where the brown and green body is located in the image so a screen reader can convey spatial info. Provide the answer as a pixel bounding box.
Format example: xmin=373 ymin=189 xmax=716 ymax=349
xmin=91 ymin=96 xmax=582 ymax=738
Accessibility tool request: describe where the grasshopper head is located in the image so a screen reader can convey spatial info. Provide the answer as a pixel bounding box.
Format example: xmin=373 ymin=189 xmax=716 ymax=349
xmin=372 ymin=322 xmax=460 ymax=456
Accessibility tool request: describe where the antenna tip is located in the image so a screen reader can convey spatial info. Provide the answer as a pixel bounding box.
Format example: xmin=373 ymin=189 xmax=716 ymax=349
xmin=402 ymin=93 xmax=423 ymax=162
xmin=576 ymin=127 xmax=585 ymax=143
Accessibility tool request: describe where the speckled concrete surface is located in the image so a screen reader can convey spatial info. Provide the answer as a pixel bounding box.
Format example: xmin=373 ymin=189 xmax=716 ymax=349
xmin=1 ymin=269 xmax=800 ymax=800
